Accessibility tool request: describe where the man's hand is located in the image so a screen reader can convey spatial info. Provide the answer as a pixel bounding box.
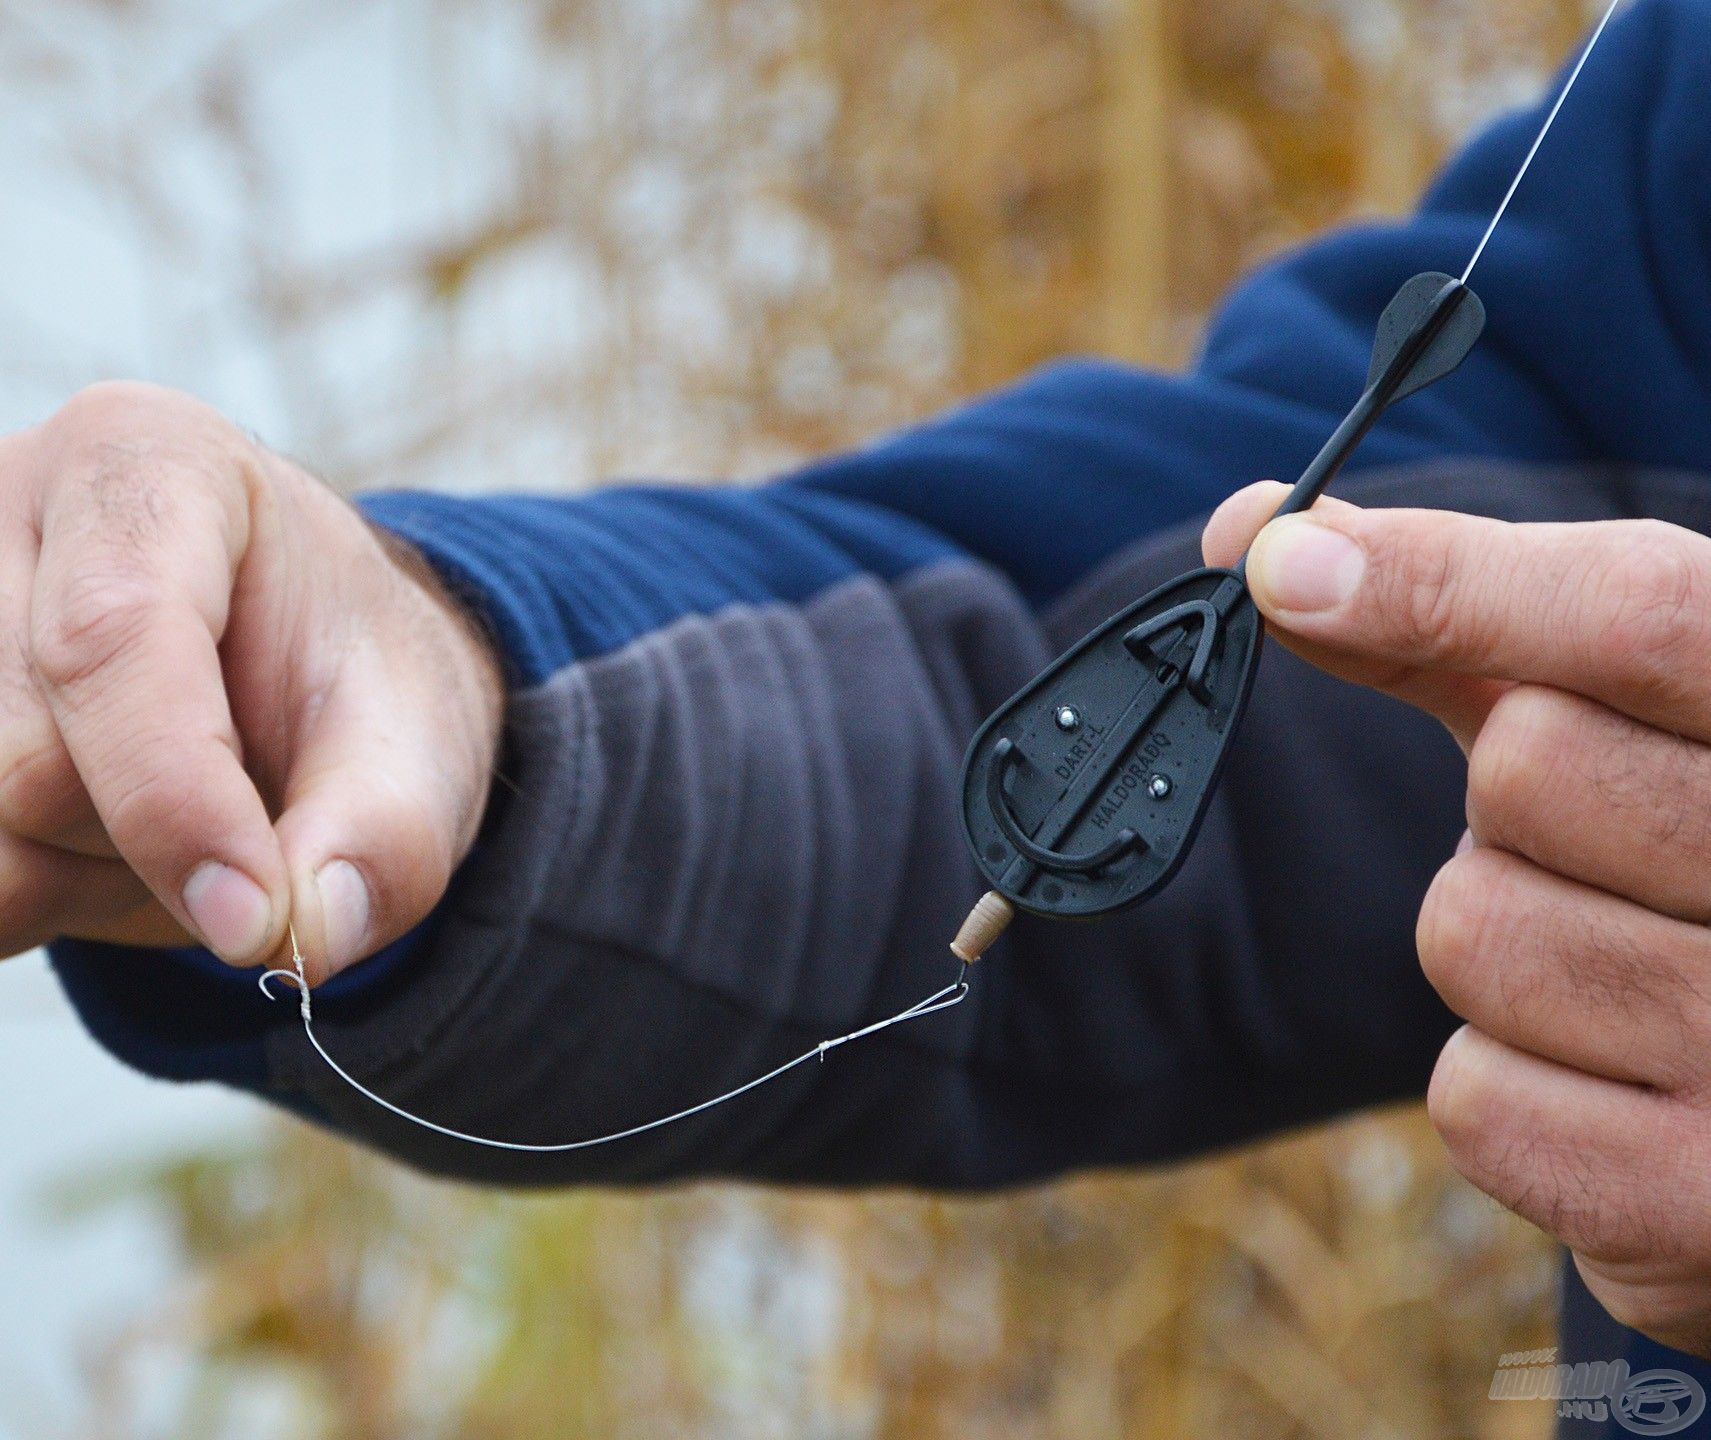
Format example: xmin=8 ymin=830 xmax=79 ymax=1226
xmin=0 ymin=382 xmax=503 ymax=985
xmin=1205 ymin=483 xmax=1711 ymax=1358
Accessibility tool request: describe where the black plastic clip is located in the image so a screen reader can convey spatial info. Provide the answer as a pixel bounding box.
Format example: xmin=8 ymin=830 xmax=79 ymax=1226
xmin=1124 ymin=600 xmax=1219 ymax=703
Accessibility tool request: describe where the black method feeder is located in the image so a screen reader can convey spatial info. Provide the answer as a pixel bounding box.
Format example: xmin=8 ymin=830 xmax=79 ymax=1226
xmin=951 ymin=0 xmax=1631 ymax=963
xmin=951 ymin=275 xmax=1485 ymax=958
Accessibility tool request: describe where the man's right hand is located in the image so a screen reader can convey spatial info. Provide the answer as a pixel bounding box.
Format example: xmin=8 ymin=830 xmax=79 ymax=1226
xmin=1205 ymin=482 xmax=1711 ymax=1357
xmin=0 ymin=382 xmax=504 ymax=984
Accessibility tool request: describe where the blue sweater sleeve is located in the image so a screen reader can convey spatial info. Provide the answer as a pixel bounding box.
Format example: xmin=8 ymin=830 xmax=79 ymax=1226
xmin=297 ymin=0 xmax=1706 ymax=663
xmin=48 ymin=0 xmax=1711 ymax=1102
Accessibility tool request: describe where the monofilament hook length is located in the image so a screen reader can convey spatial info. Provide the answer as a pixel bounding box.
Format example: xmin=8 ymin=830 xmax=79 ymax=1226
xmin=261 ymin=927 xmax=972 ymax=1155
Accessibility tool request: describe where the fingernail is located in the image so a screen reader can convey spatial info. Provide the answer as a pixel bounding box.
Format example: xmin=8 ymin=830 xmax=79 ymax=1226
xmin=315 ymin=860 xmax=371 ymax=972
xmin=1456 ymin=829 xmax=1475 ymax=856
xmin=1250 ymin=519 xmax=1366 ymax=612
xmin=183 ymin=862 xmax=273 ymax=963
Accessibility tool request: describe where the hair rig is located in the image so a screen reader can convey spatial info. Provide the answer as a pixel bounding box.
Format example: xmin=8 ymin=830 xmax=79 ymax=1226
xmin=261 ymin=928 xmax=971 ymax=1154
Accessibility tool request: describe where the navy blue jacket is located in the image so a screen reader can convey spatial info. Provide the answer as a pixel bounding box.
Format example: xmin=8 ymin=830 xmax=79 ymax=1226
xmin=45 ymin=1 xmax=1711 ymax=1431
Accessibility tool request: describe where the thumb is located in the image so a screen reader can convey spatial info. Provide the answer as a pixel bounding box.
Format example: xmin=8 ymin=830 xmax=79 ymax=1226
xmin=273 ymin=675 xmax=478 ymax=987
xmin=1204 ymin=481 xmax=1505 ymax=752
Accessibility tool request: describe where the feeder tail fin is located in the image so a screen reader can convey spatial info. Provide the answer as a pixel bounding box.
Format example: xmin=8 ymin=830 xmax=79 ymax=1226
xmin=1366 ymin=271 xmax=1486 ymax=406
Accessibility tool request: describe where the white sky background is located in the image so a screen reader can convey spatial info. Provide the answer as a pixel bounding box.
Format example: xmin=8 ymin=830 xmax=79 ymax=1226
xmin=0 ymin=0 xmax=428 ymax=441
xmin=0 ymin=0 xmax=757 ymax=492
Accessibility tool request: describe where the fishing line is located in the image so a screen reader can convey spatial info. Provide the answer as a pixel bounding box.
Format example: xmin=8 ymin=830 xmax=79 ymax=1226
xmin=261 ymin=928 xmax=972 ymax=1154
xmin=1461 ymin=0 xmax=1627 ymax=284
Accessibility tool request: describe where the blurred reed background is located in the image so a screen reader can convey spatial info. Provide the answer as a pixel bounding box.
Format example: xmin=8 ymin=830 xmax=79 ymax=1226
xmin=0 ymin=0 xmax=1596 ymax=1436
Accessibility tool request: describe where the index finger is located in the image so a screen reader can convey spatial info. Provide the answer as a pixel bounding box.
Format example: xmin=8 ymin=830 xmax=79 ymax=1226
xmin=1240 ymin=500 xmax=1711 ymax=741
xmin=28 ymin=415 xmax=287 ymax=965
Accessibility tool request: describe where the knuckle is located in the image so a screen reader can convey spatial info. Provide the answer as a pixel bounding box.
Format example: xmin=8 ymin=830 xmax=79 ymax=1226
xmin=1587 ymin=523 xmax=1711 ymax=695
xmin=47 ymin=383 xmax=253 ymax=518
xmin=360 ymin=783 xmax=458 ymax=921
xmin=52 ymin=380 xmax=207 ymax=439
xmin=1366 ymin=526 xmax=1468 ymax=660
xmin=1574 ymin=920 xmax=1674 ymax=1026
xmin=1417 ymin=854 xmax=1504 ymax=1010
xmin=30 ymin=575 xmax=158 ymax=693
xmin=99 ymin=755 xmax=196 ymax=856
xmin=1581 ymin=710 xmax=1711 ymax=858
xmin=1429 ymin=1042 xmax=1582 ymax=1238
xmin=53 ymin=380 xmax=165 ymax=434
xmin=1553 ymin=1158 xmax=1678 ymax=1266
xmin=1672 ymin=976 xmax=1711 ymax=1097
xmin=1430 ymin=1039 xmax=1679 ymax=1266
xmin=1467 ymin=687 xmax=1559 ymax=832
xmin=1528 ymin=1150 xmax=1640 ymax=1258
xmin=1427 ymin=1030 xmax=1510 ymax=1181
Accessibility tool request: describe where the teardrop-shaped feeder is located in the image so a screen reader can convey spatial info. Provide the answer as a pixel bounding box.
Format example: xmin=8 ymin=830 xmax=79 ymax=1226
xmin=960 ymin=568 xmax=1263 ymax=919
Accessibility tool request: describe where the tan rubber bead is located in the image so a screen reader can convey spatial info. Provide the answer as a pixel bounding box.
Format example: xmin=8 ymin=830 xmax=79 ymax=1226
xmin=950 ymin=891 xmax=1016 ymax=964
